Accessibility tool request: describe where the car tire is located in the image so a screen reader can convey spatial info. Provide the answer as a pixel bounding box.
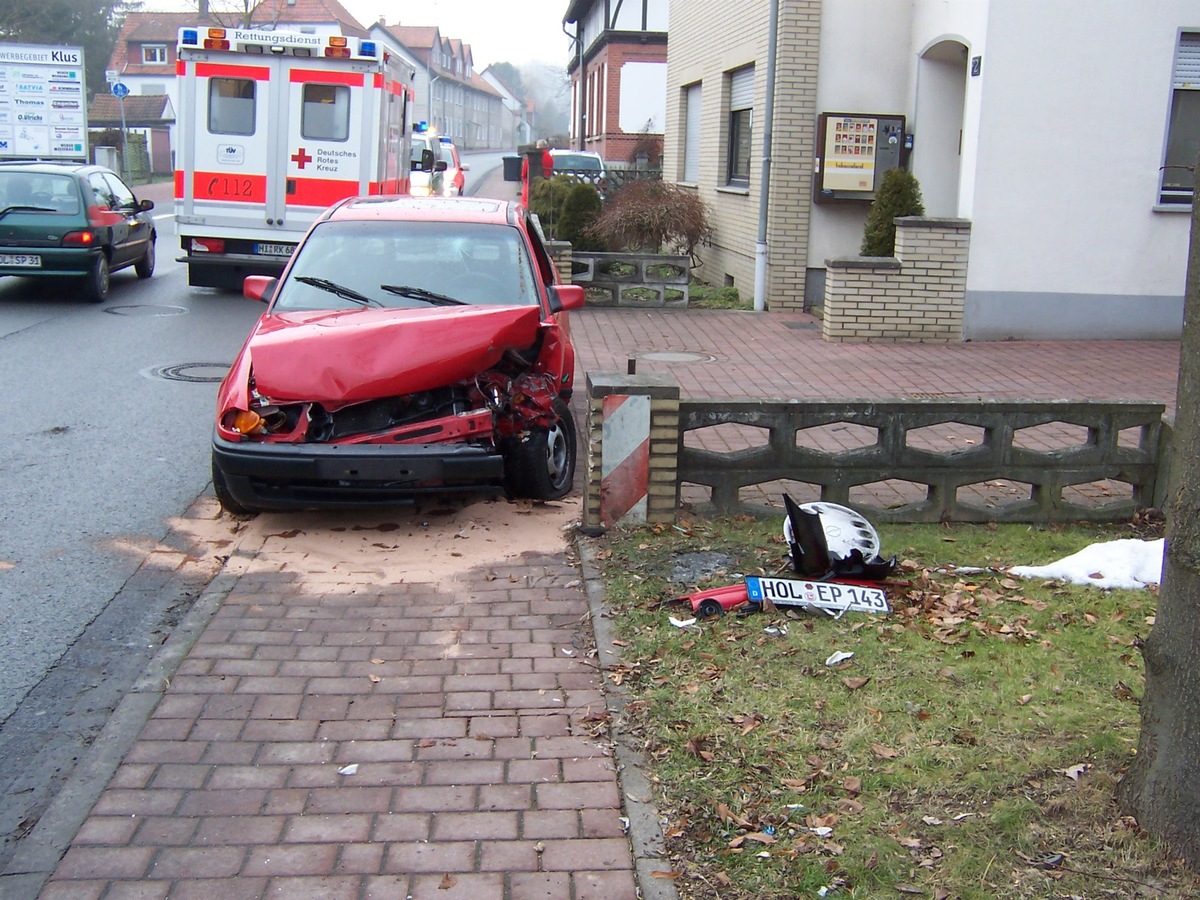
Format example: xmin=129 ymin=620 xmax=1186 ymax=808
xmin=212 ymin=454 xmax=255 ymax=516
xmin=502 ymin=399 xmax=577 ymax=501
xmin=83 ymin=255 xmax=109 ymax=303
xmin=697 ymin=599 xmax=724 ymax=619
xmin=135 ymin=236 xmax=155 ymax=279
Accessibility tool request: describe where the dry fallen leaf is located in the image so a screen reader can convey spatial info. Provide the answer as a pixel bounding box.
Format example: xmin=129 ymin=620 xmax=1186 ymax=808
xmin=871 ymin=743 xmax=901 ymax=760
xmin=651 ymin=870 xmax=682 ymax=880
xmin=438 ymin=874 xmax=457 ymax=890
xmin=842 ymin=676 xmax=871 ymax=690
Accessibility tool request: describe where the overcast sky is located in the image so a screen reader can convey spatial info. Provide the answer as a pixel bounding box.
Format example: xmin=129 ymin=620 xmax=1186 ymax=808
xmin=342 ymin=0 xmax=576 ymax=70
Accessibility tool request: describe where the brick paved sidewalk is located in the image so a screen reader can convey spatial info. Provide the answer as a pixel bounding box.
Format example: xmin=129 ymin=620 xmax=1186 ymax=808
xmin=37 ymin=536 xmax=640 ymax=900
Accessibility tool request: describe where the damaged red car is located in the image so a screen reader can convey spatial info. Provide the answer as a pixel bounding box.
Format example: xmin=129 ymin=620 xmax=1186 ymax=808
xmin=211 ymin=196 xmax=584 ymax=514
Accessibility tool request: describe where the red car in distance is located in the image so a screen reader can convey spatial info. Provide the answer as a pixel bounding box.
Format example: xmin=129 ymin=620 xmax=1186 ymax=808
xmin=211 ymin=196 xmax=583 ymax=514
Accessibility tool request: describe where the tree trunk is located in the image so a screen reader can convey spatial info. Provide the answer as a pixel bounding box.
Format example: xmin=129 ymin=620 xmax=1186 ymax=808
xmin=1118 ymin=149 xmax=1200 ymax=863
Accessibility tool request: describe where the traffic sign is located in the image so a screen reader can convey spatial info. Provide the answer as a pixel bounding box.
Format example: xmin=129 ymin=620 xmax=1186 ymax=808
xmin=111 ymin=82 xmax=129 ymax=99
xmin=105 ymin=69 xmax=119 ymax=83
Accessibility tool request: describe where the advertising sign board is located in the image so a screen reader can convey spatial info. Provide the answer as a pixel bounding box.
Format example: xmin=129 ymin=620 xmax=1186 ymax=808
xmin=0 ymin=42 xmax=87 ymax=160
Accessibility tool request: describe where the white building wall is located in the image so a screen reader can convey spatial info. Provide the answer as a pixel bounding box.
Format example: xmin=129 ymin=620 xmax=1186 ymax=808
xmin=807 ymin=0 xmax=914 ymax=270
xmin=958 ymin=0 xmax=1192 ymax=338
xmin=619 ymin=62 xmax=667 ymax=132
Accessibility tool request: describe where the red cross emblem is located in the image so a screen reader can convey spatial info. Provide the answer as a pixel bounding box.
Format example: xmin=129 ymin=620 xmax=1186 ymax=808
xmin=291 ymin=147 xmax=312 ymax=169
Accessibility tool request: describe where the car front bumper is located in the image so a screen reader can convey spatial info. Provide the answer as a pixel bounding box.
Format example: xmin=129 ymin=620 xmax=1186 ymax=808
xmin=212 ymin=432 xmax=507 ymax=510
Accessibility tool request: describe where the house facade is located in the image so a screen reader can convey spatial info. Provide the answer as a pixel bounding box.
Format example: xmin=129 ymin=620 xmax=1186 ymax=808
xmin=665 ymin=0 xmax=1197 ymax=340
xmin=373 ymin=23 xmax=507 ymax=150
xmin=102 ymin=0 xmax=371 ymax=167
xmin=564 ymin=0 xmax=668 ymax=164
xmin=481 ymin=67 xmax=530 ymax=148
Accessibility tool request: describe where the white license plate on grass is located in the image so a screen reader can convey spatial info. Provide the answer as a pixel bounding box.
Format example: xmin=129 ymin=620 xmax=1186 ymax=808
xmin=0 ymin=253 xmax=41 ymax=267
xmin=254 ymin=243 xmax=294 ymax=257
xmin=745 ymin=576 xmax=890 ymax=615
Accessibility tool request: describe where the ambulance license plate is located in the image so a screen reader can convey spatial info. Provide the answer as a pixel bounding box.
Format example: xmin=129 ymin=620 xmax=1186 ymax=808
xmin=254 ymin=243 xmax=293 ymax=257
xmin=0 ymin=253 xmax=41 ymax=267
xmin=745 ymin=576 xmax=889 ymax=614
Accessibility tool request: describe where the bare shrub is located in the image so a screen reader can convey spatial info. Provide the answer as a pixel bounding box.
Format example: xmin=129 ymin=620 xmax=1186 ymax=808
xmin=587 ymin=180 xmax=712 ymax=259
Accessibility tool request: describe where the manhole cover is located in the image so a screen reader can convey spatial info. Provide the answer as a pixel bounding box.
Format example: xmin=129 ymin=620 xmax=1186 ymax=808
xmin=143 ymin=363 xmax=229 ymax=383
xmin=104 ymin=305 xmax=188 ymax=317
xmin=636 ymin=351 xmax=717 ymax=363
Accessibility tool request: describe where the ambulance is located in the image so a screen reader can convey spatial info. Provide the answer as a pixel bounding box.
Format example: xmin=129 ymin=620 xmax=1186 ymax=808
xmin=173 ymin=26 xmax=416 ymax=288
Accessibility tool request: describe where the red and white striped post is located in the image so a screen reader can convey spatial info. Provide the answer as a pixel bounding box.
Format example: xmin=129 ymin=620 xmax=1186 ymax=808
xmin=584 ymin=372 xmax=680 ymax=533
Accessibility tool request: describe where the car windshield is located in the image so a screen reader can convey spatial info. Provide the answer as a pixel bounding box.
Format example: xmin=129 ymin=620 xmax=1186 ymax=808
xmin=272 ymin=219 xmax=542 ymax=312
xmin=0 ymin=172 xmax=80 ymax=214
xmin=554 ymin=154 xmax=601 ymax=171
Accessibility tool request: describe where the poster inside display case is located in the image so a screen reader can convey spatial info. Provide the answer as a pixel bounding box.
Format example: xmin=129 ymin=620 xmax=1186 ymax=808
xmin=814 ymin=112 xmax=906 ymax=202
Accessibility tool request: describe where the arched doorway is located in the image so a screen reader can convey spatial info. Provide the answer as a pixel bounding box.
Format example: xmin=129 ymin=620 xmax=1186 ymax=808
xmin=912 ymin=39 xmax=968 ymax=217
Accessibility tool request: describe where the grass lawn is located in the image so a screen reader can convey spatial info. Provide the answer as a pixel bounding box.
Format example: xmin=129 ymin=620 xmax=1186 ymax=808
xmin=591 ymin=515 xmax=1200 ymax=898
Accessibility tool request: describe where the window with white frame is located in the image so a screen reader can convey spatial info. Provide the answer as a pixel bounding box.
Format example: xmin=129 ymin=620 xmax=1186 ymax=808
xmin=683 ymin=82 xmax=701 ymax=183
xmin=1162 ymin=31 xmax=1200 ymax=204
xmin=142 ymin=44 xmax=168 ymax=65
xmin=726 ymin=66 xmax=754 ymax=188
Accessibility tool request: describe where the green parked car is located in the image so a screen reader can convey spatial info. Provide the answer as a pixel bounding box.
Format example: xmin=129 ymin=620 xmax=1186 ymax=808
xmin=0 ymin=161 xmax=157 ymax=302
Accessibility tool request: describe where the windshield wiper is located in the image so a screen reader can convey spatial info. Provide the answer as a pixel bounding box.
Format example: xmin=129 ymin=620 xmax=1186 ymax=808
xmin=0 ymin=205 xmax=55 ymax=221
xmin=293 ymin=276 xmax=382 ymax=307
xmin=379 ymin=284 xmax=468 ymax=306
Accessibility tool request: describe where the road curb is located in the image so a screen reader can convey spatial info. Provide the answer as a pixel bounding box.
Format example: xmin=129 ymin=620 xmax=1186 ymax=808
xmin=577 ymin=538 xmax=679 ymax=900
xmin=0 ymin=504 xmax=265 ymax=900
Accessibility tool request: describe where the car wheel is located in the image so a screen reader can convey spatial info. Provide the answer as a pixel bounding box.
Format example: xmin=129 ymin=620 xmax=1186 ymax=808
xmin=135 ymin=235 xmax=156 ymax=279
xmin=212 ymin=454 xmax=255 ymax=516
xmin=502 ymin=399 xmax=577 ymax=501
xmin=83 ymin=255 xmax=110 ymax=303
xmin=697 ymin=599 xmax=724 ymax=619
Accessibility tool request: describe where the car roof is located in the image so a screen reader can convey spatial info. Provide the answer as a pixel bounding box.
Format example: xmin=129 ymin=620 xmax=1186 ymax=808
xmin=327 ymin=196 xmax=518 ymax=225
xmin=0 ymin=160 xmax=101 ymax=176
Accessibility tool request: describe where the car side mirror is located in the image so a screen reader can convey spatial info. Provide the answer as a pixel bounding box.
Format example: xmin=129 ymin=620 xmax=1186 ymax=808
xmin=548 ymin=284 xmax=584 ymax=313
xmin=243 ymin=275 xmax=278 ymax=303
xmin=434 ymin=160 xmax=448 ymax=172
xmin=139 ymin=198 xmax=155 ymax=212
xmin=461 ymin=162 xmax=471 ymax=171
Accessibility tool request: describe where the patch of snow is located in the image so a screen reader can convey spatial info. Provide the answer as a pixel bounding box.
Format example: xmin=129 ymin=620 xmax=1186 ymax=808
xmin=1009 ymin=538 xmax=1164 ymax=590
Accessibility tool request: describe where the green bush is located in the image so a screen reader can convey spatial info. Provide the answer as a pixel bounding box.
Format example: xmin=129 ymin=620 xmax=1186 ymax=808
xmin=860 ymin=168 xmax=925 ymax=257
xmin=528 ymin=174 xmax=577 ymax=236
xmin=557 ymin=183 xmax=605 ymax=250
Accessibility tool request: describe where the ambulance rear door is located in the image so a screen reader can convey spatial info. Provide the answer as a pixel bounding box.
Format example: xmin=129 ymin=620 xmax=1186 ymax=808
xmin=177 ymin=51 xmax=280 ymax=237
xmin=280 ymin=56 xmax=377 ymax=225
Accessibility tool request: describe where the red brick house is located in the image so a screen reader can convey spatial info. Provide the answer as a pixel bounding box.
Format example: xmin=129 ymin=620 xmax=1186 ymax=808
xmin=563 ymin=0 xmax=668 ymax=164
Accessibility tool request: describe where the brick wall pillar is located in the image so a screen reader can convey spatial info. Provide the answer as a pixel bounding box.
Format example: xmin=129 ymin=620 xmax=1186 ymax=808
xmin=583 ymin=372 xmax=680 ymax=533
xmin=822 ymin=217 xmax=971 ymax=343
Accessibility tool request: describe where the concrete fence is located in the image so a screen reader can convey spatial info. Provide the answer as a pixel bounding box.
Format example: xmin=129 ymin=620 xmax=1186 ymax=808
xmin=582 ymin=372 xmax=1168 ymax=528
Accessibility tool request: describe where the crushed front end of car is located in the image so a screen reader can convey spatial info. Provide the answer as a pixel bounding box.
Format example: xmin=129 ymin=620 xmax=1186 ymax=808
xmin=211 ymin=304 xmax=577 ymax=513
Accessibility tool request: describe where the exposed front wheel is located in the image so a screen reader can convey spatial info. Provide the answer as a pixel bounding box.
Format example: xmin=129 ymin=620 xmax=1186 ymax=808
xmin=697 ymin=599 xmax=724 ymax=619
xmin=502 ymin=399 xmax=577 ymax=501
xmin=83 ymin=255 xmax=110 ymax=303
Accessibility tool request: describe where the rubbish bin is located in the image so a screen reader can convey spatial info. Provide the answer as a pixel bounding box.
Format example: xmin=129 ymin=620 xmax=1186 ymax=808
xmin=502 ymin=155 xmax=523 ymax=182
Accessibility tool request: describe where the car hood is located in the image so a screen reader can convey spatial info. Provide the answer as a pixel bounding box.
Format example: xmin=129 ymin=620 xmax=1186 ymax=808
xmin=247 ymin=304 xmax=544 ymax=404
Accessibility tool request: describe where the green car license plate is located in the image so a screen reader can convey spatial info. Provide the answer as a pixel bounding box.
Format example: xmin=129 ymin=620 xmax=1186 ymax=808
xmin=0 ymin=253 xmax=42 ymax=267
